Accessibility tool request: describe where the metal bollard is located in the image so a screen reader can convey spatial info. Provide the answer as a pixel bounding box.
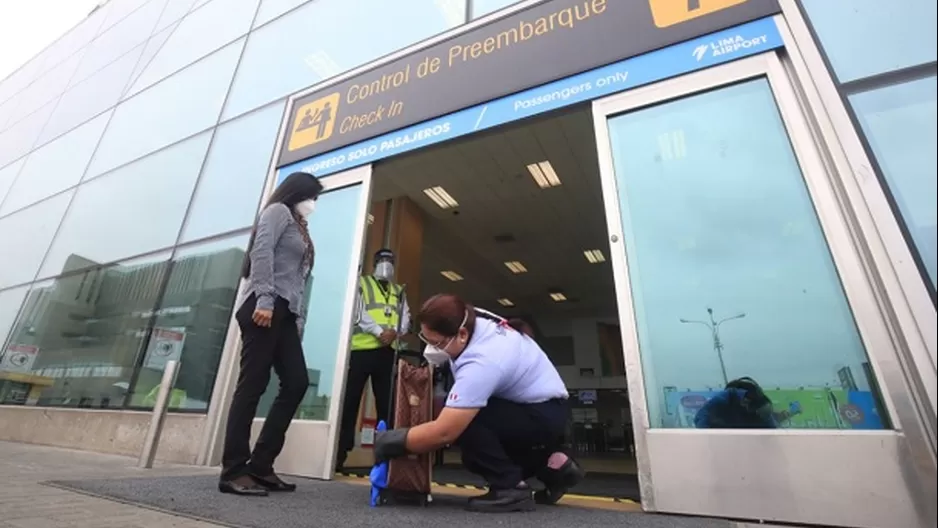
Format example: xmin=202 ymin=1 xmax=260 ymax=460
xmin=138 ymin=360 xmax=180 ymax=469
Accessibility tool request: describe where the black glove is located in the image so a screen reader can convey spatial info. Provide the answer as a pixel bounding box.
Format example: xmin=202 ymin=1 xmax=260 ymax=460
xmin=374 ymin=427 xmax=410 ymax=462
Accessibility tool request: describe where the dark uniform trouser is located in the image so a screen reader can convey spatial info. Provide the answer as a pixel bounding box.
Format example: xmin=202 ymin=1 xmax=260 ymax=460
xmin=221 ymin=294 xmax=309 ymax=481
xmin=456 ymin=397 xmax=568 ymax=489
xmin=338 ymin=346 xmax=396 ymax=457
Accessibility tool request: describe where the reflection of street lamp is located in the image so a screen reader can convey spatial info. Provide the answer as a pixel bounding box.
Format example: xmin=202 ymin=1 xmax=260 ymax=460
xmin=679 ymin=307 xmax=746 ymax=385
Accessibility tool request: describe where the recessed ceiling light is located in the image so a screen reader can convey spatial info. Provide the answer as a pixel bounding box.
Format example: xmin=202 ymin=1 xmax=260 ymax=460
xmin=440 ymin=270 xmax=463 ymax=282
xmin=504 ymin=261 xmax=527 ymax=274
xmin=367 ymin=213 xmax=375 ymax=225
xmin=497 ymin=298 xmax=514 ymax=307
xmin=583 ymin=249 xmax=605 ymax=263
xmin=549 ymin=290 xmax=567 ymax=302
xmin=526 ymin=161 xmax=562 ymax=189
xmin=423 ymin=186 xmax=458 ymax=209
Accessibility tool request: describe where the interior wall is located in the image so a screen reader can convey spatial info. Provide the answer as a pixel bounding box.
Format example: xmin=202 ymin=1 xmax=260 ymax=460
xmin=532 ymin=313 xmax=628 ymax=390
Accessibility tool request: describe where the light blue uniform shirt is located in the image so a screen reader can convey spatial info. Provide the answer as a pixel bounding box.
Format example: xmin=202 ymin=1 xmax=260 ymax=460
xmin=445 ymin=310 xmax=568 ymax=409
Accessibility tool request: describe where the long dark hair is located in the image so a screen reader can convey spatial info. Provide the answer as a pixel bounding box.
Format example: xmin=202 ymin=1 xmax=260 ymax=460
xmin=242 ymin=172 xmax=324 ymax=278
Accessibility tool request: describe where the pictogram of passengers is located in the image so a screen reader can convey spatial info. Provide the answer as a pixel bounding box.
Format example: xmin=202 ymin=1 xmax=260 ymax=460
xmin=295 ymin=101 xmax=333 ymax=140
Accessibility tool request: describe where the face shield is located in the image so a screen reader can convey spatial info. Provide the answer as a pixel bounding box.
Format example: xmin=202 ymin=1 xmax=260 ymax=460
xmin=373 ymin=257 xmax=395 ymax=281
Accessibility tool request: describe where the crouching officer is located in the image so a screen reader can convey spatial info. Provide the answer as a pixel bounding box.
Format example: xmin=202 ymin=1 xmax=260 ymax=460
xmin=374 ymin=294 xmax=584 ymax=513
xmin=337 ymin=249 xmax=410 ymax=471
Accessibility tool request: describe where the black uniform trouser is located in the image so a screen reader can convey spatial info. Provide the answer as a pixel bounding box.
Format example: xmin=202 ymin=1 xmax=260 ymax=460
xmin=338 ymin=346 xmax=395 ymax=456
xmin=456 ymin=397 xmax=568 ymax=489
xmin=221 ymin=294 xmax=309 ymax=481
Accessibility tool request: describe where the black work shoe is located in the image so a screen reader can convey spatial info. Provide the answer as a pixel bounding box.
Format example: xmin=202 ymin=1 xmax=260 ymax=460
xmin=535 ymin=458 xmax=586 ymax=505
xmin=466 ymin=487 xmax=535 ymax=513
xmin=250 ymin=472 xmax=297 ymax=492
xmin=218 ymin=478 xmax=268 ymax=497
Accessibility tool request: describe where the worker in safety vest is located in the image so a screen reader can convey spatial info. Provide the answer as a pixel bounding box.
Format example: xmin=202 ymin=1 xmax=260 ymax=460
xmin=336 ymin=248 xmax=411 ymax=471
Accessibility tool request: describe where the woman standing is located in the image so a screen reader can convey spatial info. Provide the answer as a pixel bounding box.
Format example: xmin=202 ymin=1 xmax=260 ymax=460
xmin=219 ymin=172 xmax=324 ymax=497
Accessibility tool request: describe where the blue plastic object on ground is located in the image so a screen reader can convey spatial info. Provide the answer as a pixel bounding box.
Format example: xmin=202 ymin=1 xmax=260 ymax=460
xmin=369 ymin=420 xmax=389 ymax=507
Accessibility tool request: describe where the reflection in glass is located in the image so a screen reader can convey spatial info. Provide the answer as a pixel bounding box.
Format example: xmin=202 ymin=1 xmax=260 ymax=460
xmin=86 ymin=40 xmax=243 ymax=179
xmin=0 ymin=285 xmax=32 ymax=405
xmin=1 ymin=252 xmax=172 ymax=408
xmin=37 ymin=45 xmax=144 ymax=147
xmin=181 ymin=101 xmax=286 ymax=242
xmin=471 ymin=0 xmax=520 ymax=18
xmin=0 ymin=191 xmax=74 ymax=290
xmin=0 ymin=158 xmax=25 ymax=207
xmin=800 ymin=0 xmax=936 ymax=83
xmin=223 ymin=0 xmax=465 ymax=119
xmin=607 ymin=79 xmax=886 ymax=430
xmin=39 ymin=133 xmax=211 ymax=279
xmin=850 ymin=77 xmax=937 ymax=289
xmin=127 ymin=234 xmax=249 ymax=411
xmin=0 ymin=100 xmax=56 ymax=169
xmin=127 ymin=0 xmax=260 ymax=98
xmin=0 ymin=112 xmax=111 ymax=216
xmin=70 ymin=0 xmax=163 ymax=86
xmin=257 ymin=183 xmax=364 ymax=420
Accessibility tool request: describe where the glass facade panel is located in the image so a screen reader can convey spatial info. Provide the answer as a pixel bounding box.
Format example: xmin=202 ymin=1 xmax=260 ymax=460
xmin=87 ymin=40 xmax=243 ymax=179
xmin=254 ymin=0 xmax=309 ymax=28
xmin=129 ymin=234 xmax=248 ymax=411
xmin=70 ymin=0 xmax=164 ymax=86
xmin=0 ymin=191 xmax=74 ymax=290
xmin=607 ymin=79 xmax=887 ymax=430
xmin=100 ymin=0 xmax=152 ymax=33
xmin=850 ymin=77 xmax=938 ymax=289
xmin=0 ymin=159 xmax=25 ymax=207
xmin=0 ymin=285 xmax=29 ymax=353
xmin=124 ymin=23 xmax=179 ymax=101
xmin=127 ymin=0 xmax=260 ymax=98
xmin=181 ymin=101 xmax=284 ymax=242
xmin=2 ymin=252 xmax=173 ymax=408
xmin=471 ymin=0 xmax=520 ymax=18
xmin=800 ymin=0 xmax=937 ymax=83
xmin=4 ymin=51 xmax=86 ymax=128
xmin=155 ymin=0 xmax=200 ymax=32
xmin=38 ymin=45 xmax=144 ymax=147
xmin=0 ymin=101 xmax=56 ymax=169
xmin=36 ymin=11 xmax=106 ymax=77
xmin=257 ymin=183 xmax=363 ymax=420
xmin=39 ymin=133 xmax=211 ymax=279
xmin=223 ymin=0 xmax=465 ymax=119
xmin=0 ymin=55 xmax=48 ymax=107
xmin=0 ymin=112 xmax=111 ymax=216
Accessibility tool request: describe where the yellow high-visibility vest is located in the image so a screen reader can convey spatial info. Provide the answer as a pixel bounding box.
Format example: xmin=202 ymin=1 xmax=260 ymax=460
xmin=350 ymin=276 xmax=402 ymax=351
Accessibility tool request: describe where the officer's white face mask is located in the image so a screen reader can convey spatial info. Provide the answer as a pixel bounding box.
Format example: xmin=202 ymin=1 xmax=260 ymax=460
xmin=295 ymin=199 xmax=316 ymax=217
xmin=374 ymin=261 xmax=394 ymax=281
xmin=421 ymin=311 xmax=468 ymax=367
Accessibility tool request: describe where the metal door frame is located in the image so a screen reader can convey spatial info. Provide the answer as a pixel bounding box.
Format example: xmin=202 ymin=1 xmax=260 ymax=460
xmin=591 ymin=48 xmax=928 ymax=528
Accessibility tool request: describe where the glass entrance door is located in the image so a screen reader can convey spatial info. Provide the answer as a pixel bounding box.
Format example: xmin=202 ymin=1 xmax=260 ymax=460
xmin=250 ymin=165 xmax=373 ymax=480
xmin=592 ymin=52 xmax=925 ymax=527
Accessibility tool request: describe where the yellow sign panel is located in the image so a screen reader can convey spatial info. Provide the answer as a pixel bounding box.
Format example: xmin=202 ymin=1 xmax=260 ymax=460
xmin=649 ymin=0 xmax=749 ymax=28
xmin=288 ymin=92 xmax=341 ymax=151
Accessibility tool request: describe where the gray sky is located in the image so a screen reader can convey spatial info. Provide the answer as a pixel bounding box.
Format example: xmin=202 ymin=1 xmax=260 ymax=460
xmin=0 ymin=0 xmax=103 ymax=81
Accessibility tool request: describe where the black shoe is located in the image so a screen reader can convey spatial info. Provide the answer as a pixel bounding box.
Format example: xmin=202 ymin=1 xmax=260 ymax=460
xmin=335 ymin=451 xmax=348 ymax=474
xmin=535 ymin=458 xmax=585 ymax=505
xmin=218 ymin=479 xmax=269 ymax=496
xmin=466 ymin=487 xmax=535 ymax=513
xmin=250 ymin=472 xmax=297 ymax=492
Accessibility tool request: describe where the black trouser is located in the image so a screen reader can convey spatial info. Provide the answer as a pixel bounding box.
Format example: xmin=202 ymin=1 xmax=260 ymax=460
xmin=456 ymin=397 xmax=568 ymax=489
xmin=221 ymin=294 xmax=309 ymax=481
xmin=338 ymin=346 xmax=395 ymax=456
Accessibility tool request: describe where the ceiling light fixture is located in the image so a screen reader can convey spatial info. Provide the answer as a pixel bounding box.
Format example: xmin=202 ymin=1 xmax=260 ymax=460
xmin=367 ymin=213 xmax=375 ymax=225
xmin=423 ymin=186 xmax=459 ymax=209
xmin=549 ymin=291 xmax=567 ymax=302
xmin=497 ymin=298 xmax=514 ymax=307
xmin=504 ymin=261 xmax=528 ymax=274
xmin=583 ymin=249 xmax=606 ymax=263
xmin=440 ymin=270 xmax=464 ymax=282
xmin=526 ymin=161 xmax=562 ymax=189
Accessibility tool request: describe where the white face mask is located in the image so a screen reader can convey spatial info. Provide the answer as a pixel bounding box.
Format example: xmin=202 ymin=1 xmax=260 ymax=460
xmin=423 ymin=344 xmax=451 ymax=367
xmin=374 ymin=261 xmax=394 ymax=281
xmin=295 ymin=199 xmax=316 ymax=217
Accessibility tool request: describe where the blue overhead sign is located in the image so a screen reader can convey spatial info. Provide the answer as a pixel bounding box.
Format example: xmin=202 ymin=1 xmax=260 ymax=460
xmin=278 ymin=17 xmax=783 ymax=182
